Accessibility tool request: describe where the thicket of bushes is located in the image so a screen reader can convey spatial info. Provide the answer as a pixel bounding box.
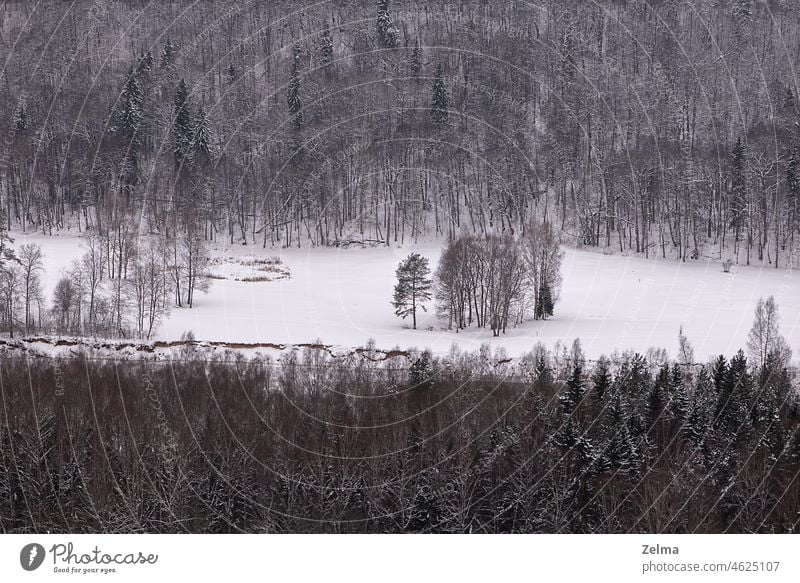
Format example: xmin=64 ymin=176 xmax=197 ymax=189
xmin=0 ymin=343 xmax=798 ymax=533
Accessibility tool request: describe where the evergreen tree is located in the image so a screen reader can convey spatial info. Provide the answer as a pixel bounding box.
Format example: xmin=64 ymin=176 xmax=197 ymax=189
xmin=0 ymin=206 xmax=15 ymax=264
xmin=320 ymin=27 xmax=334 ymax=77
xmin=173 ymin=79 xmax=193 ymax=168
xmin=409 ymin=350 xmax=435 ymax=390
xmin=135 ymin=51 xmax=153 ymax=77
xmin=116 ymin=70 xmax=143 ymax=138
xmin=392 ymin=253 xmax=432 ymax=329
xmin=287 ymin=48 xmax=303 ymax=131
xmin=715 ymin=350 xmax=751 ymax=436
xmin=787 ymin=150 xmax=799 ymax=234
xmin=376 ymin=0 xmax=398 ymax=49
xmin=160 ymin=37 xmax=177 ymax=69
xmin=410 ymin=38 xmax=422 ymax=76
xmin=430 ymin=64 xmax=449 ymax=125
xmin=560 ymin=363 xmax=585 ymax=415
xmin=14 ymin=102 xmax=27 ymax=132
xmin=729 ymin=137 xmax=747 ymax=244
xmin=192 ymin=105 xmax=213 ymax=162
xmin=591 ymin=357 xmax=611 ymax=405
xmin=669 ymin=362 xmax=689 ymax=421
xmin=535 ymin=279 xmax=555 ymax=319
xmin=711 ymin=355 xmax=728 ymax=394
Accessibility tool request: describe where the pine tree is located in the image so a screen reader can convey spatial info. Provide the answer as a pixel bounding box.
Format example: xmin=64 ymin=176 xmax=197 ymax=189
xmin=430 ymin=64 xmax=448 ymax=125
xmin=116 ymin=70 xmax=143 ymax=138
xmin=669 ymin=362 xmax=689 ymax=421
xmin=193 ymin=105 xmax=213 ymax=162
xmin=0 ymin=206 xmax=15 ymax=265
xmin=729 ymin=137 xmax=747 ymax=244
xmin=535 ymin=279 xmax=554 ymax=319
xmin=591 ymin=357 xmax=611 ymax=405
xmin=787 ymin=150 xmax=799 ymax=235
xmin=711 ymin=355 xmax=728 ymax=394
xmin=14 ymin=102 xmax=27 ymax=132
xmin=160 ymin=37 xmax=177 ymax=70
xmin=392 ymin=253 xmax=432 ymax=329
xmin=409 ymin=351 xmax=435 ymax=390
xmin=410 ymin=38 xmax=422 ymax=76
xmin=560 ymin=363 xmax=585 ymax=415
xmin=287 ymin=48 xmax=303 ymax=131
xmin=320 ymin=27 xmax=334 ymax=77
xmin=376 ymin=0 xmax=398 ymax=49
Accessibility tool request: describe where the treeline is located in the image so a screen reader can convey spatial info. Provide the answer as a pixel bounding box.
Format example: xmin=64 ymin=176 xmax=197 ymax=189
xmin=0 ymin=227 xmax=209 ymax=340
xmin=2 ymin=1 xmax=800 ymax=265
xmin=1 ymin=340 xmax=798 ymax=534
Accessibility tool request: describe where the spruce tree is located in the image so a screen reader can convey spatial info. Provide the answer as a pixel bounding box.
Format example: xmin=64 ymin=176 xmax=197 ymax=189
xmin=591 ymin=357 xmax=611 ymax=405
xmin=117 ymin=71 xmax=143 ymax=138
xmin=14 ymin=102 xmax=27 ymax=132
xmin=287 ymin=48 xmax=303 ymax=131
xmin=410 ymin=38 xmax=423 ymax=76
xmin=160 ymin=37 xmax=177 ymax=70
xmin=320 ymin=27 xmax=334 ymax=77
xmin=729 ymin=137 xmax=747 ymax=244
xmin=376 ymin=0 xmax=398 ymax=49
xmin=535 ymin=279 xmax=555 ymax=319
xmin=560 ymin=363 xmax=585 ymax=415
xmin=392 ymin=253 xmax=432 ymax=329
xmin=409 ymin=351 xmax=435 ymax=390
xmin=430 ymin=64 xmax=448 ymax=125
xmin=173 ymin=79 xmax=193 ymax=168
xmin=193 ymin=105 xmax=213 ymax=162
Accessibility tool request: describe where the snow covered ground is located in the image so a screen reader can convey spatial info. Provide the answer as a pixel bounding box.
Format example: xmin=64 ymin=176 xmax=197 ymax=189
xmin=9 ymin=230 xmax=800 ymax=362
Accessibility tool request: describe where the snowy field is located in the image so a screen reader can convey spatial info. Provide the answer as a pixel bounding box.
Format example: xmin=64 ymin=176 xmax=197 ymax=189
xmin=10 ymin=230 xmax=800 ymax=362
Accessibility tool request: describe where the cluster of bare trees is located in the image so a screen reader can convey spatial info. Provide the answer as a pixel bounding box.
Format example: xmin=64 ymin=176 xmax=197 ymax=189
xmin=435 ymin=223 xmax=563 ymax=335
xmin=0 ymin=227 xmax=209 ymax=339
xmin=1 ymin=1 xmax=799 ymax=265
xmin=1 ymin=338 xmax=797 ymax=534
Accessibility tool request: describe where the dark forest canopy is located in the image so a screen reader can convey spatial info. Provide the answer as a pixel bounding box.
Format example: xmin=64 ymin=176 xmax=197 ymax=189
xmin=1 ymin=0 xmax=799 ymax=265
xmin=1 ymin=345 xmax=799 ymax=533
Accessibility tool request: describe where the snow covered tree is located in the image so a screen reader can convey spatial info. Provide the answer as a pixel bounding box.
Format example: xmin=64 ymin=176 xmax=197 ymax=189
xmin=410 ymin=38 xmax=422 ymax=76
xmin=560 ymin=363 xmax=585 ymax=415
xmin=320 ymin=27 xmax=334 ymax=77
xmin=591 ymin=357 xmax=611 ymax=405
xmin=14 ymin=102 xmax=27 ymax=132
xmin=430 ymin=64 xmax=448 ymax=125
xmin=392 ymin=252 xmax=432 ymax=329
xmin=18 ymin=244 xmax=43 ymax=333
xmin=192 ymin=105 xmax=213 ymax=162
xmin=409 ymin=350 xmax=435 ymax=390
xmin=173 ymin=79 xmax=193 ymax=168
xmin=160 ymin=37 xmax=177 ymax=70
xmin=747 ymin=296 xmax=792 ymax=367
xmin=376 ymin=0 xmax=398 ymax=49
xmin=535 ymin=279 xmax=554 ymax=320
xmin=729 ymin=137 xmax=748 ymax=249
xmin=523 ymin=221 xmax=564 ymax=320
xmin=287 ymin=48 xmax=303 ymax=131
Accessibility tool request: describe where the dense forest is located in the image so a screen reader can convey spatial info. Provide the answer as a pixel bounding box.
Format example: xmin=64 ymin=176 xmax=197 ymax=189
xmin=1 ymin=338 xmax=798 ymax=533
xmin=1 ymin=0 xmax=800 ymax=266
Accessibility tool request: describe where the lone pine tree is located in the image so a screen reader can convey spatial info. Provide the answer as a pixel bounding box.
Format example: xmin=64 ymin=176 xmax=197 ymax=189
xmin=392 ymin=252 xmax=432 ymax=329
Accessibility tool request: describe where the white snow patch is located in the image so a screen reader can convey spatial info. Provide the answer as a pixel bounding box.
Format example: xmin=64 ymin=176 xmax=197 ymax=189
xmin=9 ymin=231 xmax=800 ymax=362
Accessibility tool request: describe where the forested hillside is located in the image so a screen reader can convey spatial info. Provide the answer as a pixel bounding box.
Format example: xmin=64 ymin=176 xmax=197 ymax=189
xmin=1 ymin=1 xmax=800 ymax=265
